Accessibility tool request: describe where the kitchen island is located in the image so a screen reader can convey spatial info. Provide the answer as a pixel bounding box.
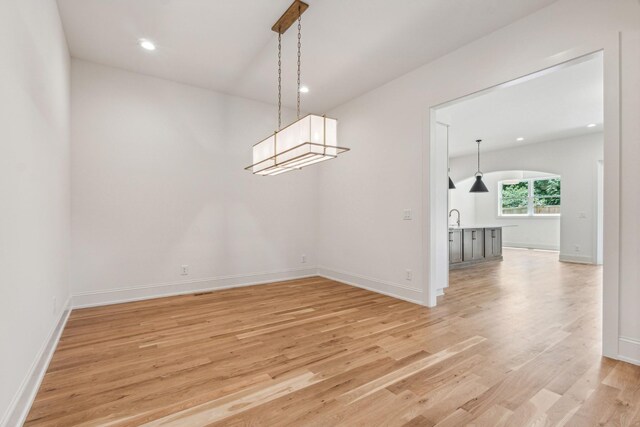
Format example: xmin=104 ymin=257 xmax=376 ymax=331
xmin=448 ymin=225 xmax=512 ymax=269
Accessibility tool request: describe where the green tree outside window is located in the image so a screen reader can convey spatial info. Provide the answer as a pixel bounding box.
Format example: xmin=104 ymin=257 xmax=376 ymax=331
xmin=500 ymin=177 xmax=561 ymax=215
xmin=501 ymin=181 xmax=528 ymax=214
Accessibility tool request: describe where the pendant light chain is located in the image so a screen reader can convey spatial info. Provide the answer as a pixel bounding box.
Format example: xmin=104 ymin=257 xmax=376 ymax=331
xmin=477 ymin=140 xmax=480 ymax=174
xmin=277 ymin=30 xmax=282 ymax=130
xmin=296 ymin=4 xmax=302 ymax=119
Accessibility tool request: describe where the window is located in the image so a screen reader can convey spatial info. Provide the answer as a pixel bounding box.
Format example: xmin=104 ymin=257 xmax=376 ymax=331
xmin=500 ymin=181 xmax=529 ymax=215
xmin=499 ymin=176 xmax=561 ymax=217
xmin=533 ymin=177 xmax=561 ymax=214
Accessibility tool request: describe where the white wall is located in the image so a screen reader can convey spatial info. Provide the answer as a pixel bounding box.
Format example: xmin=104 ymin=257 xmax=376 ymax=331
xmin=450 ymin=133 xmax=604 ymax=259
xmin=0 ymin=0 xmax=70 ymax=424
xmin=318 ymin=0 xmax=640 ymax=362
xmin=450 ymin=171 xmax=561 ymax=251
xmin=70 ymin=60 xmax=318 ymax=306
xmin=448 ymin=177 xmax=476 ymax=227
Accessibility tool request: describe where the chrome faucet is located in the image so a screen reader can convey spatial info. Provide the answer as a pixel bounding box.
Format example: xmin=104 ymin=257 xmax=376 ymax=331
xmin=449 ymin=209 xmax=460 ymax=227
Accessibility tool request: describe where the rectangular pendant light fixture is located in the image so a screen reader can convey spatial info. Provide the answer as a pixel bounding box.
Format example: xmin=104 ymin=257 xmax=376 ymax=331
xmin=246 ymin=1 xmax=350 ymax=176
xmin=245 ymin=114 xmax=349 ymax=176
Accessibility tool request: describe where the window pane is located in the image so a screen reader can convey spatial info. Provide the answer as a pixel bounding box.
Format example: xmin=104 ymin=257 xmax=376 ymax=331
xmin=533 ymin=178 xmax=561 ymax=214
xmin=501 ymin=181 xmax=528 ymax=215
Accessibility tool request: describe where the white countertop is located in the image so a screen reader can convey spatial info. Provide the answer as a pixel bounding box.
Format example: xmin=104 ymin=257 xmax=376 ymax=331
xmin=448 ymin=224 xmax=518 ymax=229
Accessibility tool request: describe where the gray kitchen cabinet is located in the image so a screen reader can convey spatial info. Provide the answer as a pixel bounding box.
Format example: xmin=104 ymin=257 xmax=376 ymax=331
xmin=485 ymin=228 xmax=502 ymax=258
xmin=449 ymin=229 xmax=463 ymax=264
xmin=463 ymin=228 xmax=485 ymax=261
xmin=450 ymin=226 xmax=504 ymax=269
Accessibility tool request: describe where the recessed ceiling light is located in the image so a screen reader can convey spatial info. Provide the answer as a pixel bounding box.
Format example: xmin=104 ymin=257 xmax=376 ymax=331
xmin=587 ymin=123 xmax=597 ymax=128
xmin=516 ymin=137 xmax=524 ymax=141
xmin=139 ymin=39 xmax=156 ymax=51
xmin=299 ymin=86 xmax=309 ymax=93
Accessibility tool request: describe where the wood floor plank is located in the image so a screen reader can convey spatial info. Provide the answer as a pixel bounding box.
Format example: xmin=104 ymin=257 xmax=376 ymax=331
xmin=24 ymin=249 xmax=640 ymax=426
xmin=336 ymin=335 xmax=486 ymax=404
xmin=140 ymin=370 xmax=322 ymax=426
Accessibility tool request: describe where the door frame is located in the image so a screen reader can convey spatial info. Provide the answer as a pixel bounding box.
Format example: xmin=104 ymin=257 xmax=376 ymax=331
xmin=596 ymin=159 xmax=604 ymax=265
xmin=423 ymin=36 xmax=621 ymax=359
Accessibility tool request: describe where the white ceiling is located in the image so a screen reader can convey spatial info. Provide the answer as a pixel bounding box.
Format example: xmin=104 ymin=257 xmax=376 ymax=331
xmin=56 ymin=0 xmax=558 ymax=113
xmin=437 ymin=54 xmax=604 ymax=157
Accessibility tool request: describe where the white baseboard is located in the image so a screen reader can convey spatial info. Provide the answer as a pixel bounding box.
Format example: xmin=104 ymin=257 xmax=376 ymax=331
xmin=559 ymin=254 xmax=595 ymax=264
xmin=618 ymin=337 xmax=640 ymax=366
xmin=1 ymin=298 xmax=71 ymax=427
xmin=317 ymin=266 xmax=423 ymax=305
xmin=503 ymin=242 xmax=560 ymax=251
xmin=71 ymin=267 xmax=319 ymax=309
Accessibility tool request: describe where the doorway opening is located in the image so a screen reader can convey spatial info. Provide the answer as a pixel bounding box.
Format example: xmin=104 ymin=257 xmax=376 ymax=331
xmin=427 ymin=51 xmax=610 ymax=343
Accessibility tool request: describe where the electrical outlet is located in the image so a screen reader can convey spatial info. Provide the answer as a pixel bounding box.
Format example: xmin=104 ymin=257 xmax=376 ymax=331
xmin=181 ymin=265 xmax=189 ymax=275
xmin=574 ymin=245 xmax=581 ymax=252
xmin=403 ymin=209 xmax=412 ymax=220
xmin=405 ymin=269 xmax=412 ymax=281
xmin=301 ymin=254 xmax=307 ymax=263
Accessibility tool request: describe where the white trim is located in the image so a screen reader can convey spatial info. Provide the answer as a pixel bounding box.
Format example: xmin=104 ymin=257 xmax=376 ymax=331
xmin=618 ymin=337 xmax=640 ymax=366
xmin=425 ymin=116 xmax=449 ymax=307
xmin=72 ymin=267 xmax=319 ymax=308
xmin=503 ymin=242 xmax=560 ymax=251
xmin=595 ymin=160 xmax=604 ymax=265
xmin=317 ymin=266 xmax=423 ymax=305
xmin=558 ymin=254 xmax=595 ymax=265
xmin=601 ymin=33 xmax=621 ymax=360
xmin=1 ymin=298 xmax=71 ymax=427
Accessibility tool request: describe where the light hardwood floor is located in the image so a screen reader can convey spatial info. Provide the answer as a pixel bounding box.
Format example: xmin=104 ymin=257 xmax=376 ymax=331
xmin=26 ymin=249 xmax=640 ymax=426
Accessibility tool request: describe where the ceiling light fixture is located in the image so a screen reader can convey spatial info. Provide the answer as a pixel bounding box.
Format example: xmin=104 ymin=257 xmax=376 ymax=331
xmin=469 ymin=139 xmax=489 ymax=193
xmin=245 ymin=0 xmax=349 ymax=176
xmin=139 ymin=39 xmax=156 ymax=51
xmin=587 ymin=123 xmax=597 ymax=128
xmin=299 ymin=86 xmax=309 ymax=93
xmin=516 ymin=137 xmax=524 ymax=141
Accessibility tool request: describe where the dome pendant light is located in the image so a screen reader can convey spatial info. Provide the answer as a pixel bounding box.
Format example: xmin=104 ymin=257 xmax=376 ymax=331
xmin=245 ymin=0 xmax=349 ymax=176
xmin=448 ymin=168 xmax=456 ymax=189
xmin=469 ymin=139 xmax=489 ymax=193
